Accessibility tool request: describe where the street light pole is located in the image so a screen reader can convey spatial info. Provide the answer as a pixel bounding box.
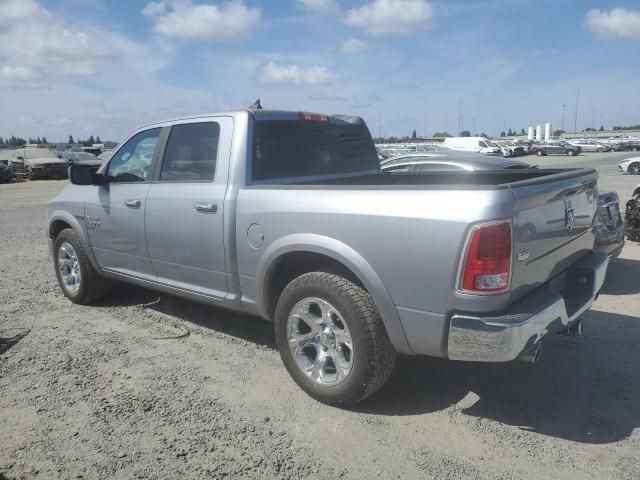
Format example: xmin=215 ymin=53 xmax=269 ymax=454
xmin=561 ymin=104 xmax=566 ymax=135
xmin=574 ymin=89 xmax=580 ymax=136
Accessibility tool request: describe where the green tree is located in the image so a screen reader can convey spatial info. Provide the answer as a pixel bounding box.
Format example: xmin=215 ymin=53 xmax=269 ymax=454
xmin=500 ymin=131 xmax=506 ymax=137
xmin=480 ymin=132 xmax=488 ymax=138
xmin=96 ymin=136 xmax=101 ymax=143
xmin=68 ymin=135 xmax=75 ymax=144
xmin=520 ymin=128 xmax=526 ymax=135
xmin=460 ymin=130 xmax=471 ymax=137
xmin=411 ymin=130 xmax=417 ymax=139
xmin=433 ymin=131 xmax=451 ymax=138
xmin=553 ymin=129 xmax=565 ymax=137
xmin=0 ymin=137 xmax=4 ymax=145
xmin=41 ymin=136 xmax=48 ymax=144
xmin=507 ymin=128 xmax=514 ymax=136
xmin=599 ymin=125 xmax=604 ymax=131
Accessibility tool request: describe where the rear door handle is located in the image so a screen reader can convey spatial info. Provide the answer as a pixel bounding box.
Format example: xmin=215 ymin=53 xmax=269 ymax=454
xmin=193 ymin=202 xmax=217 ymax=213
xmin=124 ymin=199 xmax=142 ymax=208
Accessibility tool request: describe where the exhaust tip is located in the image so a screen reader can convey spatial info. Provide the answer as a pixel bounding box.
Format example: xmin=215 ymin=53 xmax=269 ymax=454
xmin=517 ymin=344 xmax=542 ymax=364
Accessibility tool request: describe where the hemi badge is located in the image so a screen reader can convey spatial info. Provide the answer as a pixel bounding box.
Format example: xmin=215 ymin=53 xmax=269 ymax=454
xmin=517 ymin=250 xmax=530 ymax=262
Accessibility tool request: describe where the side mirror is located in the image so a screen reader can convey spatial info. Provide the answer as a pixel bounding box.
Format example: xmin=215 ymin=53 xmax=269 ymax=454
xmin=69 ymin=164 xmax=106 ymax=185
xmin=17 ymin=156 xmax=24 ymax=161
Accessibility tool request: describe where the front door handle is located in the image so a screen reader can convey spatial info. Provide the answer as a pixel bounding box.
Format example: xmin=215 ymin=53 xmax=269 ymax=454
xmin=193 ymin=202 xmax=217 ymax=213
xmin=124 ymin=199 xmax=142 ymax=208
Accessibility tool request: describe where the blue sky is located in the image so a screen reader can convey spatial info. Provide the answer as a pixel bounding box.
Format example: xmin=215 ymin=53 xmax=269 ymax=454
xmin=1 ymin=0 xmax=639 ymax=141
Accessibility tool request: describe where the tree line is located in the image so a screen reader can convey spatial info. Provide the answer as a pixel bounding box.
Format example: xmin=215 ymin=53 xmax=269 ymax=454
xmin=0 ymin=135 xmax=104 ymax=147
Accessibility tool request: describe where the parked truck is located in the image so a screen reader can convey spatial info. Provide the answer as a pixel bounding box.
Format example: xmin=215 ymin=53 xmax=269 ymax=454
xmin=47 ymin=109 xmax=608 ymax=405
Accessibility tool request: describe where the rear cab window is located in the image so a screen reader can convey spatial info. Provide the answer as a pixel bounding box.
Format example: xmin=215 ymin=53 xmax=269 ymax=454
xmin=251 ymin=115 xmax=379 ymax=183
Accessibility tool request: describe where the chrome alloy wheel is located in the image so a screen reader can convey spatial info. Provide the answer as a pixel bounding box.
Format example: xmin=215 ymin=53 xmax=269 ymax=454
xmin=287 ymin=297 xmax=354 ymax=386
xmin=57 ymin=242 xmax=81 ymax=294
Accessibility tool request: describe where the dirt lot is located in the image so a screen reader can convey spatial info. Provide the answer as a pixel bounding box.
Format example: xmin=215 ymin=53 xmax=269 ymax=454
xmin=1 ymin=155 xmax=640 ymax=479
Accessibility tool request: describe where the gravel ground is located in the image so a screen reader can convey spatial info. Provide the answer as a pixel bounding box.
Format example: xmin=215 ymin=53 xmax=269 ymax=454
xmin=1 ymin=156 xmax=640 ymax=479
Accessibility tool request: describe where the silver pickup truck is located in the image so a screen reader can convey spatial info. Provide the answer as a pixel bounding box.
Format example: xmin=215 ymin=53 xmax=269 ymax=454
xmin=46 ymin=109 xmax=609 ymax=406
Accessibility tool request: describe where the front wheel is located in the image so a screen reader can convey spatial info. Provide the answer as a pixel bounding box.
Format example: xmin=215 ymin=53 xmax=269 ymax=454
xmin=536 ymin=149 xmax=545 ymax=157
xmin=274 ymin=272 xmax=396 ymax=406
xmin=567 ymin=149 xmax=576 ymax=156
xmin=630 ymin=163 xmax=640 ymax=175
xmin=27 ymin=168 xmax=35 ymax=180
xmin=54 ymin=228 xmax=110 ymax=304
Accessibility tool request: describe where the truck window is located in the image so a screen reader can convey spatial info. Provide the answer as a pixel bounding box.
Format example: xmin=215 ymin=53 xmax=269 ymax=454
xmin=107 ymin=127 xmax=161 ymax=182
xmin=252 ymin=119 xmax=379 ymax=181
xmin=160 ymin=122 xmax=220 ymax=182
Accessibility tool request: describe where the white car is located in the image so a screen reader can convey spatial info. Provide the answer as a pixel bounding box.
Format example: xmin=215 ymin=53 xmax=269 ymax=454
xmin=618 ymin=157 xmax=640 ymax=175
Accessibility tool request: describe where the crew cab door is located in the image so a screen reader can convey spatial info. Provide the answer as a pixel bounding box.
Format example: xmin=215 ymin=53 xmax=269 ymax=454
xmin=84 ymin=127 xmax=162 ymax=278
xmin=144 ymin=117 xmax=233 ymax=298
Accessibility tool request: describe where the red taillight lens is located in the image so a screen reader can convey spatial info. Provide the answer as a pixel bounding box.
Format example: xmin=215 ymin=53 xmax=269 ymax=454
xmin=461 ymin=221 xmax=512 ymax=293
xmin=298 ymin=111 xmax=328 ymax=122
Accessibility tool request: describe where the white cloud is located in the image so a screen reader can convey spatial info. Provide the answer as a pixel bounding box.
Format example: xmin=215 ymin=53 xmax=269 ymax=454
xmin=259 ymin=61 xmax=335 ymax=86
xmin=340 ymin=38 xmax=367 ymax=53
xmin=586 ymin=8 xmax=640 ymax=39
xmin=142 ymin=1 xmax=167 ymax=17
xmin=297 ymin=0 xmax=340 ymax=15
xmin=345 ymin=0 xmax=434 ymax=36
xmin=143 ymin=0 xmax=261 ymax=41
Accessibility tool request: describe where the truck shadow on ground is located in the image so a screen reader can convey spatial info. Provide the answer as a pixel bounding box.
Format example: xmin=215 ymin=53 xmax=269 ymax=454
xmin=360 ymin=309 xmax=640 ymax=445
xmin=99 ymin=286 xmax=639 ymax=445
xmin=99 ymin=284 xmax=277 ymax=349
xmin=0 ymin=328 xmax=30 ymax=356
xmin=600 ymin=256 xmax=640 ymax=295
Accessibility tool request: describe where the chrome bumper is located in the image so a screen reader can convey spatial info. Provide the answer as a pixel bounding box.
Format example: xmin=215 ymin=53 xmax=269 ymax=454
xmin=448 ymin=252 xmax=609 ymax=362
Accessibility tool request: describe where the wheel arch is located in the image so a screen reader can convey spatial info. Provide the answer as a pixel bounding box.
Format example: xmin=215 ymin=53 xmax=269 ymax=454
xmin=48 ymin=211 xmax=101 ymax=271
xmin=257 ymin=234 xmax=413 ymax=355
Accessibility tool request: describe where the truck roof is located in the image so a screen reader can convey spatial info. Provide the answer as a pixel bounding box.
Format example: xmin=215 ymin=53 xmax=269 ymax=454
xmin=136 ymin=109 xmax=363 ymax=131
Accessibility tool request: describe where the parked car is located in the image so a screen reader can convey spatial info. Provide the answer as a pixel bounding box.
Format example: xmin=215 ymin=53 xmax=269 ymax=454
xmin=47 ymin=108 xmax=608 ymax=405
xmin=570 ymin=140 xmax=611 ymax=152
xmin=443 ymin=136 xmax=501 ymax=154
xmin=512 ymin=139 xmax=534 ymax=153
xmin=625 ymin=184 xmax=640 ymax=242
xmin=380 ymin=151 xmax=532 ymax=172
xmin=618 ymin=156 xmax=640 ymax=175
xmin=9 ymin=148 xmax=68 ymax=179
xmin=381 ymin=152 xmax=625 ymax=258
xmin=97 ymin=149 xmax=113 ymax=162
xmin=62 ymin=152 xmax=103 ymax=167
xmin=0 ymin=162 xmax=13 ymax=183
xmin=495 ymin=140 xmax=526 ymax=157
xmin=531 ymin=140 xmax=581 ymax=156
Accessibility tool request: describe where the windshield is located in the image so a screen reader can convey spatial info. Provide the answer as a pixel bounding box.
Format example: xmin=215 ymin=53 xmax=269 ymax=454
xmin=25 ymin=149 xmax=56 ymax=159
xmin=75 ymin=153 xmax=98 ymax=161
xmin=252 ymin=118 xmax=378 ymax=181
xmin=486 ymin=141 xmax=499 ymax=147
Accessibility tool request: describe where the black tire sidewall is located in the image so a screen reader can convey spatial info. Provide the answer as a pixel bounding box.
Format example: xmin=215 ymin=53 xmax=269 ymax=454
xmin=53 ymin=229 xmax=92 ymax=303
xmin=275 ymin=276 xmax=375 ymax=405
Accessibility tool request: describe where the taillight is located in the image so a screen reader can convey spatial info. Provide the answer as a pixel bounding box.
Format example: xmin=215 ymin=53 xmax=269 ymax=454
xmin=461 ymin=220 xmax=512 ymax=293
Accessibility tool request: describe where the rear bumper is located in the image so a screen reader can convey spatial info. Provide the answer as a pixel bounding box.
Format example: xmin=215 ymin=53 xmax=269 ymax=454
xmin=595 ymin=224 xmax=626 ymax=258
xmin=447 ymin=252 xmax=609 ymax=362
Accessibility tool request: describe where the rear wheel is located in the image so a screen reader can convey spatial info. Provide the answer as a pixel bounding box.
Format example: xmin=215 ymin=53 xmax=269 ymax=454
xmin=54 ymin=228 xmax=110 ymax=304
xmin=536 ymin=149 xmax=545 ymax=157
xmin=27 ymin=167 xmax=35 ymax=180
xmin=630 ymin=163 xmax=640 ymax=175
xmin=567 ymin=149 xmax=576 ymax=156
xmin=274 ymin=272 xmax=396 ymax=406
xmin=596 ymin=148 xmax=603 ymax=153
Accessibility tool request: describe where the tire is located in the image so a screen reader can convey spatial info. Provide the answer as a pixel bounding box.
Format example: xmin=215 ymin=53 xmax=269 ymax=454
xmin=630 ymin=163 xmax=640 ymax=175
xmin=567 ymin=149 xmax=576 ymax=156
xmin=27 ymin=167 xmax=35 ymax=180
xmin=596 ymin=148 xmax=603 ymax=153
xmin=536 ymin=149 xmax=545 ymax=157
xmin=53 ymin=228 xmax=110 ymax=304
xmin=274 ymin=272 xmax=396 ymax=406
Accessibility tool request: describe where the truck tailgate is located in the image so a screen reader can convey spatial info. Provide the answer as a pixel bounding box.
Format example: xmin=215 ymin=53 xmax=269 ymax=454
xmin=510 ymin=169 xmax=598 ymax=300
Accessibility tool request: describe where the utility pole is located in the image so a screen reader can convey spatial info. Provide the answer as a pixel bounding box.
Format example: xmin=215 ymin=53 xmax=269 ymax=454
xmin=592 ymin=107 xmax=596 ymax=138
xmin=561 ymin=104 xmax=566 ymax=133
xmin=378 ymin=111 xmax=382 ymax=140
xmin=424 ymin=114 xmax=427 ymax=139
xmin=461 ymin=114 xmax=464 ymax=132
xmin=458 ymin=99 xmax=462 ymax=135
xmin=574 ymin=89 xmax=580 ymax=136
xmin=472 ymin=118 xmax=476 ymax=135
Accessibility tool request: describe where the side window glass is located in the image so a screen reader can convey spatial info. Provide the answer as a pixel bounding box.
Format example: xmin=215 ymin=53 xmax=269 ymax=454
xmin=107 ymin=128 xmax=161 ymax=182
xmin=160 ymin=122 xmax=220 ymax=182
